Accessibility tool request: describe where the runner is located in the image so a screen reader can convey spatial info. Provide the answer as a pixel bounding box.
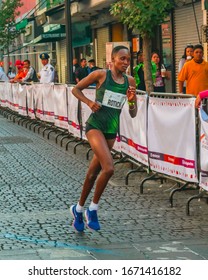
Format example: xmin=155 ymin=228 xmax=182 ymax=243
xmin=70 ymin=45 xmax=137 ymax=232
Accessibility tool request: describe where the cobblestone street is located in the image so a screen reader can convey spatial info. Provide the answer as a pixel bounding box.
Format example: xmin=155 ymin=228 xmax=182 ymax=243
xmin=0 ymin=114 xmax=208 ymax=260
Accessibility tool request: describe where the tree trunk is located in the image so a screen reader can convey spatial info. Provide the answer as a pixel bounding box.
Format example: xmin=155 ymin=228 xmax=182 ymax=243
xmin=143 ymin=34 xmax=153 ymax=95
xmin=6 ymin=46 xmax=10 ymax=74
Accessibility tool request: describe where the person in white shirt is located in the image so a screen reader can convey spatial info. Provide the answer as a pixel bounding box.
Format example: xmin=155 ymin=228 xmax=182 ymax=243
xmin=7 ymin=67 xmax=16 ymax=80
xmin=0 ymin=68 xmax=9 ymax=82
xmin=38 ymin=53 xmax=54 ymax=83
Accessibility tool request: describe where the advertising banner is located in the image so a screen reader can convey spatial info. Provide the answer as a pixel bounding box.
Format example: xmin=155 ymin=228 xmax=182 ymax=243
xmin=120 ymin=94 xmax=148 ymax=166
xmin=148 ymin=97 xmax=198 ymax=182
xmin=54 ymin=84 xmax=68 ymax=129
xmin=67 ymin=87 xmax=81 ymax=138
xmin=81 ymin=88 xmax=96 ymax=140
xmin=26 ymin=85 xmax=35 ymax=119
xmin=42 ymin=84 xmax=55 ymax=123
xmin=33 ymin=84 xmax=44 ymax=120
xmin=18 ymin=84 xmax=27 ymax=116
xmin=12 ymin=83 xmax=19 ymax=112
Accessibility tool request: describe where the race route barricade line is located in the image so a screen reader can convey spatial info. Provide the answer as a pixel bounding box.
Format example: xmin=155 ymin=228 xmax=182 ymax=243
xmin=0 ymin=82 xmax=202 ymax=190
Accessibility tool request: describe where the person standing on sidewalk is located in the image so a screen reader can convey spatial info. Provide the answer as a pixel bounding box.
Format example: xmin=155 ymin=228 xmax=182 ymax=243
xmin=22 ymin=60 xmax=38 ymax=83
xmin=75 ymin=58 xmax=88 ymax=83
xmin=71 ymin=45 xmax=137 ymax=232
xmin=178 ymin=44 xmax=194 ymax=93
xmin=0 ymin=67 xmax=9 ymax=82
xmin=38 ymin=53 xmax=55 ymax=83
xmin=178 ymin=44 xmax=208 ymax=96
xmin=151 ymin=51 xmax=168 ymax=93
xmin=73 ymin=58 xmax=80 ymax=83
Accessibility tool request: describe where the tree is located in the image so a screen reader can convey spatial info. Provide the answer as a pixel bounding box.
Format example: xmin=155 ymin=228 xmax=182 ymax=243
xmin=0 ymin=0 xmax=24 ymax=66
xmin=110 ymin=0 xmax=175 ymax=93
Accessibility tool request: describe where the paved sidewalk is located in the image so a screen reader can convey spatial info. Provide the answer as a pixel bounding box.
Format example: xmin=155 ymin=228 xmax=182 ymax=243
xmin=0 ymin=114 xmax=208 ymax=260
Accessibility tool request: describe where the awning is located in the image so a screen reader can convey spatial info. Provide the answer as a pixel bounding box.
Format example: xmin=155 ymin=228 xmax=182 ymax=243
xmin=31 ymin=33 xmax=66 ymax=44
xmin=28 ymin=21 xmax=91 ymax=47
xmin=24 ymin=23 xmax=66 ymax=44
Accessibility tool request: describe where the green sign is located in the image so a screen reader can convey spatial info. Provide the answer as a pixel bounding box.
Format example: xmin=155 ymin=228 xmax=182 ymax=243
xmin=16 ymin=19 xmax=28 ymax=30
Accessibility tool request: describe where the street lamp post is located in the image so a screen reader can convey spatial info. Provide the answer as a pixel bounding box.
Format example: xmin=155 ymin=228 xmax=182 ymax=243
xmin=65 ymin=0 xmax=74 ymax=84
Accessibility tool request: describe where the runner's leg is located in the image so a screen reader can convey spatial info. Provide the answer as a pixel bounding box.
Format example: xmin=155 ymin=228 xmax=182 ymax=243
xmin=86 ymin=129 xmax=115 ymax=204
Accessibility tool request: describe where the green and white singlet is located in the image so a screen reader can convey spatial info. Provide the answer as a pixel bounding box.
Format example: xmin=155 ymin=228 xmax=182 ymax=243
xmin=86 ymin=70 xmax=129 ymax=134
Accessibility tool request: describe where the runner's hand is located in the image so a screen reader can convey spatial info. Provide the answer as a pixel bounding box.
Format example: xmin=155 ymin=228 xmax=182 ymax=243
xmin=88 ymin=100 xmax=101 ymax=112
xmin=127 ymin=86 xmax=136 ymax=102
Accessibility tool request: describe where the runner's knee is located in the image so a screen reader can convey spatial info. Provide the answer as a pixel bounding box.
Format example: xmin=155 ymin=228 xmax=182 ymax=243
xmin=103 ymin=166 xmax=114 ymax=178
xmin=87 ymin=170 xmax=100 ymax=182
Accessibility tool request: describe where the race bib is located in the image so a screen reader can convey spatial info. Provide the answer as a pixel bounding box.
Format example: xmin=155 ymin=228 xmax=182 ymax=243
xmin=102 ymin=89 xmax=126 ymax=109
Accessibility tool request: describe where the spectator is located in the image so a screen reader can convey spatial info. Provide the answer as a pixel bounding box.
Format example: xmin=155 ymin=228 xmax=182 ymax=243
xmin=10 ymin=60 xmax=27 ymax=83
xmin=0 ymin=67 xmax=9 ymax=82
xmin=151 ymin=51 xmax=168 ymax=92
xmin=38 ymin=53 xmax=54 ymax=83
xmin=7 ymin=67 xmax=16 ymax=80
xmin=88 ymin=59 xmax=100 ymax=73
xmin=178 ymin=44 xmax=194 ymax=93
xmin=73 ymin=58 xmax=79 ymax=83
xmin=133 ymin=50 xmax=156 ymax=91
xmin=22 ymin=60 xmax=38 ymax=83
xmin=75 ymin=58 xmax=88 ymax=83
xmin=87 ymin=59 xmax=100 ymax=86
xmin=178 ymin=44 xmax=208 ymax=96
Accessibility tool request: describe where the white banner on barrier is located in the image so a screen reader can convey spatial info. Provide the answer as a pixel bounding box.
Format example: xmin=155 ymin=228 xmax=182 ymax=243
xmin=81 ymin=88 xmax=96 ymax=140
xmin=148 ymin=97 xmax=198 ymax=182
xmin=12 ymin=83 xmax=19 ymax=112
xmin=53 ymin=84 xmax=68 ymax=129
xmin=33 ymin=84 xmax=44 ymax=120
xmin=112 ymin=135 xmax=121 ymax=153
xmin=5 ymin=82 xmax=13 ymax=110
xmin=18 ymin=84 xmax=27 ymax=116
xmin=67 ymin=87 xmax=81 ymax=138
xmin=0 ymin=82 xmax=6 ymax=107
xmin=199 ymin=109 xmax=208 ymax=190
xmin=26 ymin=85 xmax=35 ymax=119
xmin=42 ymin=84 xmax=55 ymax=123
xmin=119 ymin=95 xmax=148 ymax=165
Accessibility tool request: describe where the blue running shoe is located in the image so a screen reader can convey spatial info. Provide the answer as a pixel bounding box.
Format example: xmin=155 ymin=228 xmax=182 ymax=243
xmin=70 ymin=205 xmax=84 ymax=232
xmin=85 ymin=208 xmax=100 ymax=231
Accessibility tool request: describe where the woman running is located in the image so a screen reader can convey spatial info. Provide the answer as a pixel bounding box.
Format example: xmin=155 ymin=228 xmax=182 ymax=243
xmin=71 ymin=45 xmax=137 ymax=232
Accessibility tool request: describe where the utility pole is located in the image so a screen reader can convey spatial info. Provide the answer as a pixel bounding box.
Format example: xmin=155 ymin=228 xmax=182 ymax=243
xmin=65 ymin=0 xmax=74 ymax=84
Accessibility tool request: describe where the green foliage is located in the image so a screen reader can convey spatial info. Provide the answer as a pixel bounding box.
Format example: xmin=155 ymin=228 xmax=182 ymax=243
xmin=110 ymin=0 xmax=174 ymax=37
xmin=0 ymin=0 xmax=24 ymax=53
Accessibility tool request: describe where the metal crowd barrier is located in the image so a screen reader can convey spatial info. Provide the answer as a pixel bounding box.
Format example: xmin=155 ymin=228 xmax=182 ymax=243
xmin=111 ymin=90 xmax=148 ymax=185
xmin=146 ymin=92 xmax=200 ymax=213
xmin=186 ymin=97 xmax=208 ymax=215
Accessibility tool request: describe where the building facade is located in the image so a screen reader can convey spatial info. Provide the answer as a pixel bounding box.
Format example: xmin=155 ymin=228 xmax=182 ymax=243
xmin=2 ymin=0 xmax=207 ymax=91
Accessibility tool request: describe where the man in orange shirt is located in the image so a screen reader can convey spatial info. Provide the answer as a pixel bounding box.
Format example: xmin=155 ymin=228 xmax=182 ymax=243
xmin=178 ymin=44 xmax=208 ymax=96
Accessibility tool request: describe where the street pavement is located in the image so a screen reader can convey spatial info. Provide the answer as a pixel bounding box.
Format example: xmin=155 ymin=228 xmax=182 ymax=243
xmin=0 ymin=112 xmax=208 ymax=260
